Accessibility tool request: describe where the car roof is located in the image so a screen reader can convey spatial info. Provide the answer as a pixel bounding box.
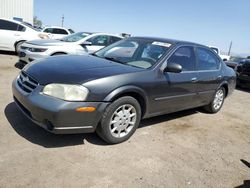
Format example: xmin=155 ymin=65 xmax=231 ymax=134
xmin=0 ymin=17 xmax=25 ymax=25
xmin=87 ymin=32 xmax=124 ymax=38
xmin=130 ymin=36 xmax=207 ymax=48
xmin=43 ymin=26 xmax=68 ymax=30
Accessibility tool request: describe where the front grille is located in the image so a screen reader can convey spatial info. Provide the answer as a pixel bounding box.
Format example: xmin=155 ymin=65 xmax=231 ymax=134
xmin=17 ymin=71 xmax=39 ymax=93
xmin=20 ymin=46 xmax=29 ymax=50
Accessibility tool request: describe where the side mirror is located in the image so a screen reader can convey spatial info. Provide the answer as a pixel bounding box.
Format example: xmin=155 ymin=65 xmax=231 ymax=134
xmin=81 ymin=41 xmax=92 ymax=46
xmin=164 ymin=62 xmax=182 ymax=73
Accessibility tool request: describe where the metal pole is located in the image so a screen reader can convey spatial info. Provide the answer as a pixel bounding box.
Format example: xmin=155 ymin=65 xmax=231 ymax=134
xmin=228 ymin=41 xmax=232 ymax=56
xmin=61 ymin=14 xmax=64 ymax=27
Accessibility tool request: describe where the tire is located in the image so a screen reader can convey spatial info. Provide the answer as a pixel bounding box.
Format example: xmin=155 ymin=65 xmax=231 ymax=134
xmin=204 ymin=87 xmax=225 ymax=113
xmin=97 ymin=96 xmax=141 ymax=144
xmin=15 ymin=41 xmax=25 ymax=54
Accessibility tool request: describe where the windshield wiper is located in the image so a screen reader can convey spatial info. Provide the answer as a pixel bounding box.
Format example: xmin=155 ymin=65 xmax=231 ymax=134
xmin=103 ymin=56 xmax=124 ymax=64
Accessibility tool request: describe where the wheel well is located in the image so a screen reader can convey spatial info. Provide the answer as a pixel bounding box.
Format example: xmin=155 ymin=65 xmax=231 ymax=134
xmin=112 ymin=92 xmax=147 ymax=117
xmin=14 ymin=40 xmax=26 ymax=47
xmin=221 ymin=84 xmax=228 ymax=97
xmin=51 ymin=52 xmax=67 ymax=56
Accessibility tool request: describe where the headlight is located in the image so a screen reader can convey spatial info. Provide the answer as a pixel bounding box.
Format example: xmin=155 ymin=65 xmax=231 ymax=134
xmin=28 ymin=48 xmax=47 ymax=52
xmin=43 ymin=84 xmax=89 ymax=101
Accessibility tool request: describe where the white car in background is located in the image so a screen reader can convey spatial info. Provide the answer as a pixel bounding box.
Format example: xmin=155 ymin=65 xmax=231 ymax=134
xmin=209 ymin=46 xmax=230 ymax=61
xmin=0 ymin=18 xmax=49 ymax=53
xmin=42 ymin=26 xmax=74 ymax=39
xmin=19 ymin=32 xmax=123 ymax=64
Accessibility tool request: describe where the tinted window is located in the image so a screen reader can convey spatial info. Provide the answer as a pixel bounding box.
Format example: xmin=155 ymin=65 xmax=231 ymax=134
xmin=44 ymin=28 xmax=68 ymax=34
xmin=43 ymin=28 xmax=53 ymax=33
xmin=109 ymin=36 xmax=122 ymax=45
xmin=168 ymin=46 xmax=196 ymax=71
xmin=0 ymin=19 xmax=18 ymax=31
xmin=197 ymin=48 xmax=220 ymax=70
xmin=68 ymin=29 xmax=74 ymax=34
xmin=52 ymin=28 xmax=68 ymax=34
xmin=87 ymin=35 xmax=109 ymax=46
xmin=17 ymin=24 xmax=26 ymax=32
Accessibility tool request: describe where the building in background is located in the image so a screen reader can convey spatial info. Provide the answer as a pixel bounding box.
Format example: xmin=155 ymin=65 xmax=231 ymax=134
xmin=0 ymin=0 xmax=33 ymax=24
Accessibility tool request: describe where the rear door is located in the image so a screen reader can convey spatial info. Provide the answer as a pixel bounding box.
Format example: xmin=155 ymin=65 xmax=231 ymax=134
xmin=195 ymin=47 xmax=222 ymax=105
xmin=0 ymin=19 xmax=26 ymax=51
xmin=151 ymin=46 xmax=200 ymax=115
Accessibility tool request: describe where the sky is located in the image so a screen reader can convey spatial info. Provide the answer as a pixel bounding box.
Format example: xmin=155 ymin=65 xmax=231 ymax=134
xmin=35 ymin=0 xmax=250 ymax=56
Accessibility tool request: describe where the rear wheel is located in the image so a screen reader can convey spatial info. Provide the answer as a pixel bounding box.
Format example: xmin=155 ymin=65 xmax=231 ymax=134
xmin=97 ymin=96 xmax=141 ymax=144
xmin=204 ymin=87 xmax=225 ymax=113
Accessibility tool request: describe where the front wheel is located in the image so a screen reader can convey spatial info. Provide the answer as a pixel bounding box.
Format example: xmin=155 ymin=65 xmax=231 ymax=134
xmin=204 ymin=87 xmax=225 ymax=113
xmin=97 ymin=96 xmax=141 ymax=144
xmin=15 ymin=41 xmax=25 ymax=54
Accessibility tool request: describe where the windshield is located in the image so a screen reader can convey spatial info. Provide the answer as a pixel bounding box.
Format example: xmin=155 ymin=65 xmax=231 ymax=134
xmin=60 ymin=32 xmax=90 ymax=42
xmin=95 ymin=39 xmax=172 ymax=69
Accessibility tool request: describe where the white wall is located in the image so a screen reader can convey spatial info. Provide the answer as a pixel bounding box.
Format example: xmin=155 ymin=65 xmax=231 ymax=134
xmin=0 ymin=0 xmax=33 ymax=24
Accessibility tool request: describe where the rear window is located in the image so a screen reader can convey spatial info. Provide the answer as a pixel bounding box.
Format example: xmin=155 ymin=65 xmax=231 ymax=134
xmin=197 ymin=48 xmax=221 ymax=70
xmin=44 ymin=28 xmax=68 ymax=34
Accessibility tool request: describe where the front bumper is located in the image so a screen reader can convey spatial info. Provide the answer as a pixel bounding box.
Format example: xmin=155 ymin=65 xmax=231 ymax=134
xmin=12 ymin=78 xmax=109 ymax=134
xmin=19 ymin=49 xmax=49 ymax=64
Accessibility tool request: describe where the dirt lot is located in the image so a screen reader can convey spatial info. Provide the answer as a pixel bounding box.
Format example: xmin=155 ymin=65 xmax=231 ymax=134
xmin=0 ymin=53 xmax=249 ymax=188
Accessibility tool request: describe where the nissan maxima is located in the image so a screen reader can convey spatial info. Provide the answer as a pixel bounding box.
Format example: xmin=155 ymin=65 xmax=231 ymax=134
xmin=12 ymin=37 xmax=236 ymax=144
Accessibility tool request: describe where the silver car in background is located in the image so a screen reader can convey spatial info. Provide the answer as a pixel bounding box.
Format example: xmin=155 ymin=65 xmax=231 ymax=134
xmin=19 ymin=32 xmax=123 ymax=64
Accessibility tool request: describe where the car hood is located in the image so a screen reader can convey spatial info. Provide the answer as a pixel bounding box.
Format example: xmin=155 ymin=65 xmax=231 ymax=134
xmin=25 ymin=39 xmax=74 ymax=46
xmin=23 ymin=55 xmax=143 ymax=85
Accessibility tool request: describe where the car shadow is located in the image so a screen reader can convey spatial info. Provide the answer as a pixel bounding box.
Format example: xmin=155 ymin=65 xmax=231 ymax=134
xmin=14 ymin=61 xmax=26 ymax=69
xmin=4 ymin=102 xmax=107 ymax=147
xmin=240 ymin=159 xmax=250 ymax=169
xmin=139 ymin=108 xmax=198 ymax=128
xmin=0 ymin=50 xmax=16 ymax=56
xmin=235 ymin=180 xmax=250 ymax=188
xmin=234 ymin=160 xmax=250 ymax=188
xmin=5 ymin=102 xmax=199 ymax=148
xmin=236 ymin=86 xmax=250 ymax=93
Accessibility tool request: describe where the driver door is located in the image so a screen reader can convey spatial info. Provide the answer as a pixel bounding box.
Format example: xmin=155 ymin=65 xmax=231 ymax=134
xmin=151 ymin=46 xmax=199 ymax=114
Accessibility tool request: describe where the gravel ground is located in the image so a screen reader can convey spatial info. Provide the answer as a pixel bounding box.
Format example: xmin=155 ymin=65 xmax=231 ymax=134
xmin=0 ymin=53 xmax=249 ymax=188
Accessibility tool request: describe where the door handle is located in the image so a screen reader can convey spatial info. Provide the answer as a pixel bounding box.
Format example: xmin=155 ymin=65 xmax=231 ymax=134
xmin=191 ymin=77 xmax=198 ymax=82
xmin=14 ymin=34 xmax=20 ymax=36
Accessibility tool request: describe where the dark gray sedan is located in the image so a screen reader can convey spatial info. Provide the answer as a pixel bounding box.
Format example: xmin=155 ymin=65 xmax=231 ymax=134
xmin=12 ymin=37 xmax=236 ymax=144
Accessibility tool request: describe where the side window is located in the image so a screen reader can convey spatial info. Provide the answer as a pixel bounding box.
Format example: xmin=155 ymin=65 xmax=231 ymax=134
xmin=168 ymin=46 xmax=196 ymax=71
xmin=17 ymin=24 xmax=26 ymax=32
xmin=87 ymin=35 xmax=109 ymax=46
xmin=43 ymin=28 xmax=53 ymax=33
xmin=68 ymin=29 xmax=74 ymax=34
xmin=52 ymin=28 xmax=68 ymax=35
xmin=0 ymin=20 xmax=18 ymax=31
xmin=197 ymin=48 xmax=220 ymax=70
xmin=109 ymin=36 xmax=122 ymax=45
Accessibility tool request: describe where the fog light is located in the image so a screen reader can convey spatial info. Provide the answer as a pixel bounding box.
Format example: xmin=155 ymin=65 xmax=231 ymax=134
xmin=76 ymin=107 xmax=96 ymax=112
